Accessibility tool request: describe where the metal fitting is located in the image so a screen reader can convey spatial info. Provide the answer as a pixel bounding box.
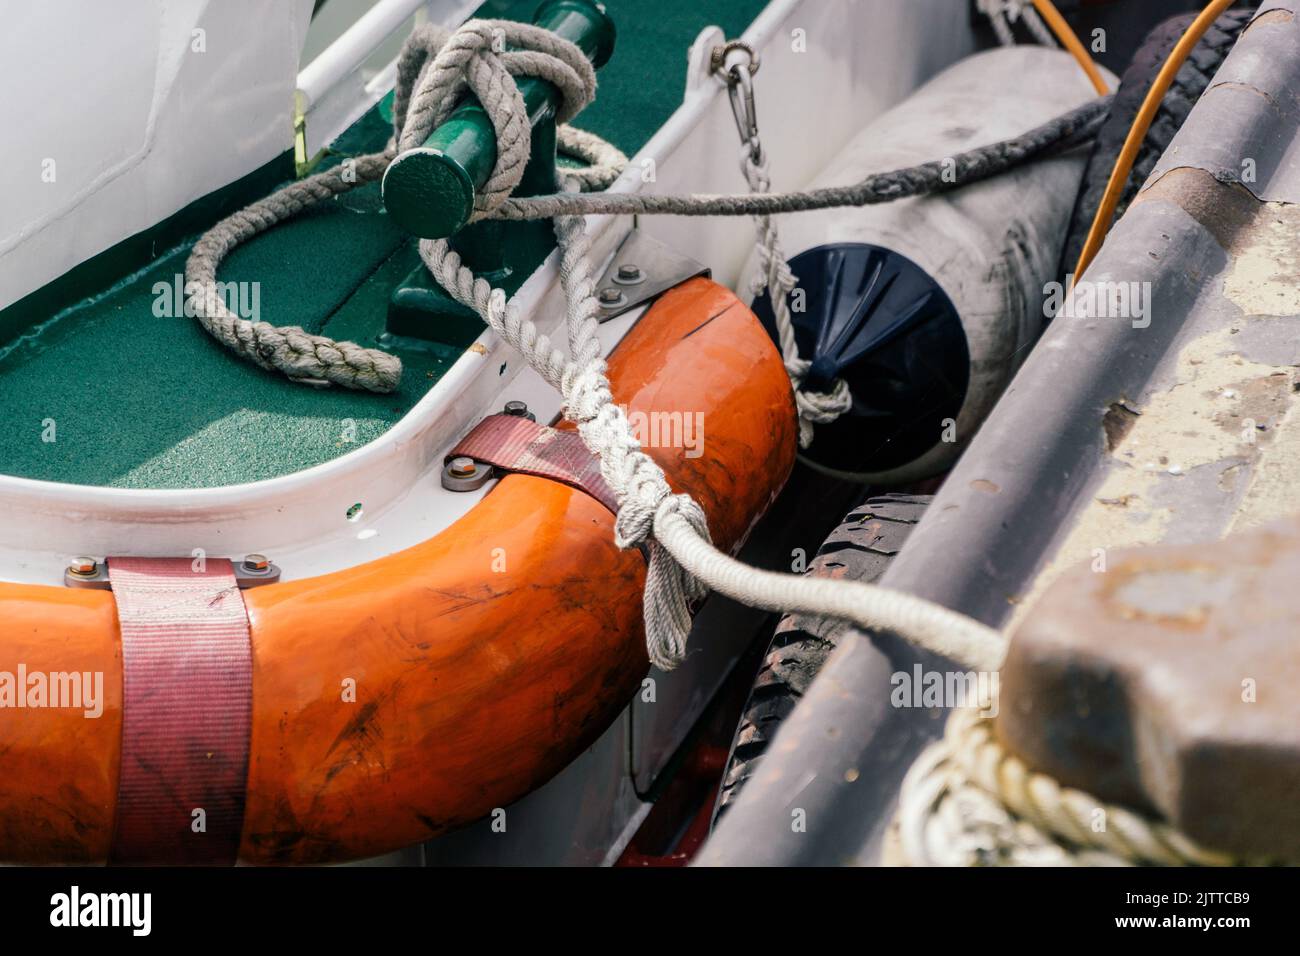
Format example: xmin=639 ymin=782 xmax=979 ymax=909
xmin=68 ymin=556 xmax=99 ymax=577
xmin=598 ymin=286 xmax=627 ymax=309
xmin=503 ymin=400 xmax=536 ymax=421
xmin=709 ymin=39 xmax=760 ymax=78
xmin=613 ymin=263 xmax=645 ymax=285
xmin=442 ymin=456 xmax=494 ymax=492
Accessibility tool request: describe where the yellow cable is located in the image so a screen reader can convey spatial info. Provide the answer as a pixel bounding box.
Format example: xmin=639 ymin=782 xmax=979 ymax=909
xmin=1030 ymin=0 xmax=1110 ymax=96
xmin=1073 ymin=0 xmax=1236 ymax=279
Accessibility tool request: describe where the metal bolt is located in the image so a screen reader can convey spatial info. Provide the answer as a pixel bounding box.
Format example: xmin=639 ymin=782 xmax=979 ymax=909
xmin=448 ymin=456 xmax=477 ymax=478
xmin=614 ymin=263 xmax=644 ymax=284
xmin=598 ymin=287 xmax=625 ymax=308
xmin=503 ymin=400 xmax=529 ymax=418
xmin=243 ymin=553 xmax=271 ymax=574
xmin=68 ymin=556 xmax=98 ymax=577
xmin=441 ymin=455 xmax=492 ymax=492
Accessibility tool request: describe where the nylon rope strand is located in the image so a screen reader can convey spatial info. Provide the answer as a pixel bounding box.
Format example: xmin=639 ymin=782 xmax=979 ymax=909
xmin=735 ymin=118 xmax=852 ymax=448
xmin=485 ymin=96 xmax=1109 ymax=221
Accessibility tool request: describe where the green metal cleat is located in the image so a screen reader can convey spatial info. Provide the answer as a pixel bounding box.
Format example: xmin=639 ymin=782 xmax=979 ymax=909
xmin=383 ymin=0 xmax=616 ymax=349
xmin=382 ymin=0 xmax=615 ymax=239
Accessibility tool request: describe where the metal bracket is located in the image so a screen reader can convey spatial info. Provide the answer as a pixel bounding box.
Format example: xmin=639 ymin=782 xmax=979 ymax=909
xmin=64 ymin=557 xmax=282 ymax=590
xmin=594 ymin=229 xmax=710 ymax=322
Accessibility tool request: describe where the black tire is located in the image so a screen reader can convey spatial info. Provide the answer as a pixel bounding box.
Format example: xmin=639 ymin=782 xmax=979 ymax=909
xmin=1058 ymin=6 xmax=1257 ymax=278
xmin=712 ymin=493 xmax=932 ymax=825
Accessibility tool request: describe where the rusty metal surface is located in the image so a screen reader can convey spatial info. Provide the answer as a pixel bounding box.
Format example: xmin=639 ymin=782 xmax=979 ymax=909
xmin=1147 ymin=7 xmax=1300 ymax=205
xmin=700 ymin=2 xmax=1300 ymax=866
xmin=998 ymin=518 xmax=1300 ymax=861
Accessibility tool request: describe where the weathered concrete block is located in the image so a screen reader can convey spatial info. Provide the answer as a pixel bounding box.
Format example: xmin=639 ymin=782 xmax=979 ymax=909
xmin=998 ymin=517 xmax=1300 ymax=860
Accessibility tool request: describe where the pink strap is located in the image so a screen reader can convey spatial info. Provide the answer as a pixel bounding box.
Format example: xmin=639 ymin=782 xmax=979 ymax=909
xmin=108 ymin=557 xmax=252 ymax=865
xmin=450 ymin=414 xmax=619 ymax=512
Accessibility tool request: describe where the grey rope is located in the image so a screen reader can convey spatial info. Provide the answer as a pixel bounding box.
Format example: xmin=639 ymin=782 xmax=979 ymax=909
xmin=486 ymin=95 xmax=1110 ymax=221
xmin=183 ymin=19 xmax=621 ymax=392
xmin=485 ymin=85 xmax=1106 ymax=450
xmin=737 ymin=111 xmax=851 ymax=448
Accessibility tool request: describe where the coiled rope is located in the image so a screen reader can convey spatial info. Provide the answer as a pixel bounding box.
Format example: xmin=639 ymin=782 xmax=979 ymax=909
xmin=890 ymin=707 xmax=1242 ymax=866
xmin=183 ymin=19 xmax=625 ymax=393
xmin=186 ymin=18 xmax=1112 ymax=673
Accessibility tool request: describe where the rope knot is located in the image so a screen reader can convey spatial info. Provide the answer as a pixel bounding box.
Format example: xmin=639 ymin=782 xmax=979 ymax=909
xmin=636 ymin=493 xmax=713 ymax=671
xmin=655 ymin=493 xmax=710 ymax=553
xmin=788 ymin=363 xmax=854 ymax=449
xmin=611 ymin=466 xmax=671 ymax=550
xmin=564 ymin=363 xmax=613 ymax=424
xmin=394 ymin=19 xmax=600 ymax=220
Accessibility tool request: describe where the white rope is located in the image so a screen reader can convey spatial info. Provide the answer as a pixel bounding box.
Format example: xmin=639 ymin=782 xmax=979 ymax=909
xmin=557 ymin=125 xmax=627 ymax=190
xmin=189 ymin=18 xmax=1089 ymax=671
xmin=419 ymin=192 xmax=712 ymax=670
xmin=404 ymin=22 xmax=1014 ymax=672
xmin=739 ymin=147 xmax=852 ymax=449
xmin=892 ymin=708 xmax=1241 ymax=866
xmin=422 ymin=193 xmax=1006 ymax=671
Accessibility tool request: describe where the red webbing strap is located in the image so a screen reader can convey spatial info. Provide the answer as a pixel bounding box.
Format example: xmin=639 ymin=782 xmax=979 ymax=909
xmin=107 ymin=557 xmax=252 ymax=865
xmin=450 ymin=414 xmax=619 ymax=513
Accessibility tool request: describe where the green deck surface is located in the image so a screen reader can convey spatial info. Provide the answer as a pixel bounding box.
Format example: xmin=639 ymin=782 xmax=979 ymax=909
xmin=0 ymin=0 xmax=764 ymax=489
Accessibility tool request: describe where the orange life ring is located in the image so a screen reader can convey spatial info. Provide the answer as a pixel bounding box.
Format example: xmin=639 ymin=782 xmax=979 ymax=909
xmin=0 ymin=277 xmax=797 ymax=864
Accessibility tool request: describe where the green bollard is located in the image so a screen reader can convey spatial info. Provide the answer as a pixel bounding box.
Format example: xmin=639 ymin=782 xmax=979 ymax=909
xmin=381 ymin=0 xmax=616 ymax=239
xmin=382 ymin=0 xmax=616 ymax=347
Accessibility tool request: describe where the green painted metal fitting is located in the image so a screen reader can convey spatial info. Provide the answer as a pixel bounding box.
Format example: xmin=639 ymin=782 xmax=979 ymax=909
xmin=381 ymin=0 xmax=616 ymax=239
